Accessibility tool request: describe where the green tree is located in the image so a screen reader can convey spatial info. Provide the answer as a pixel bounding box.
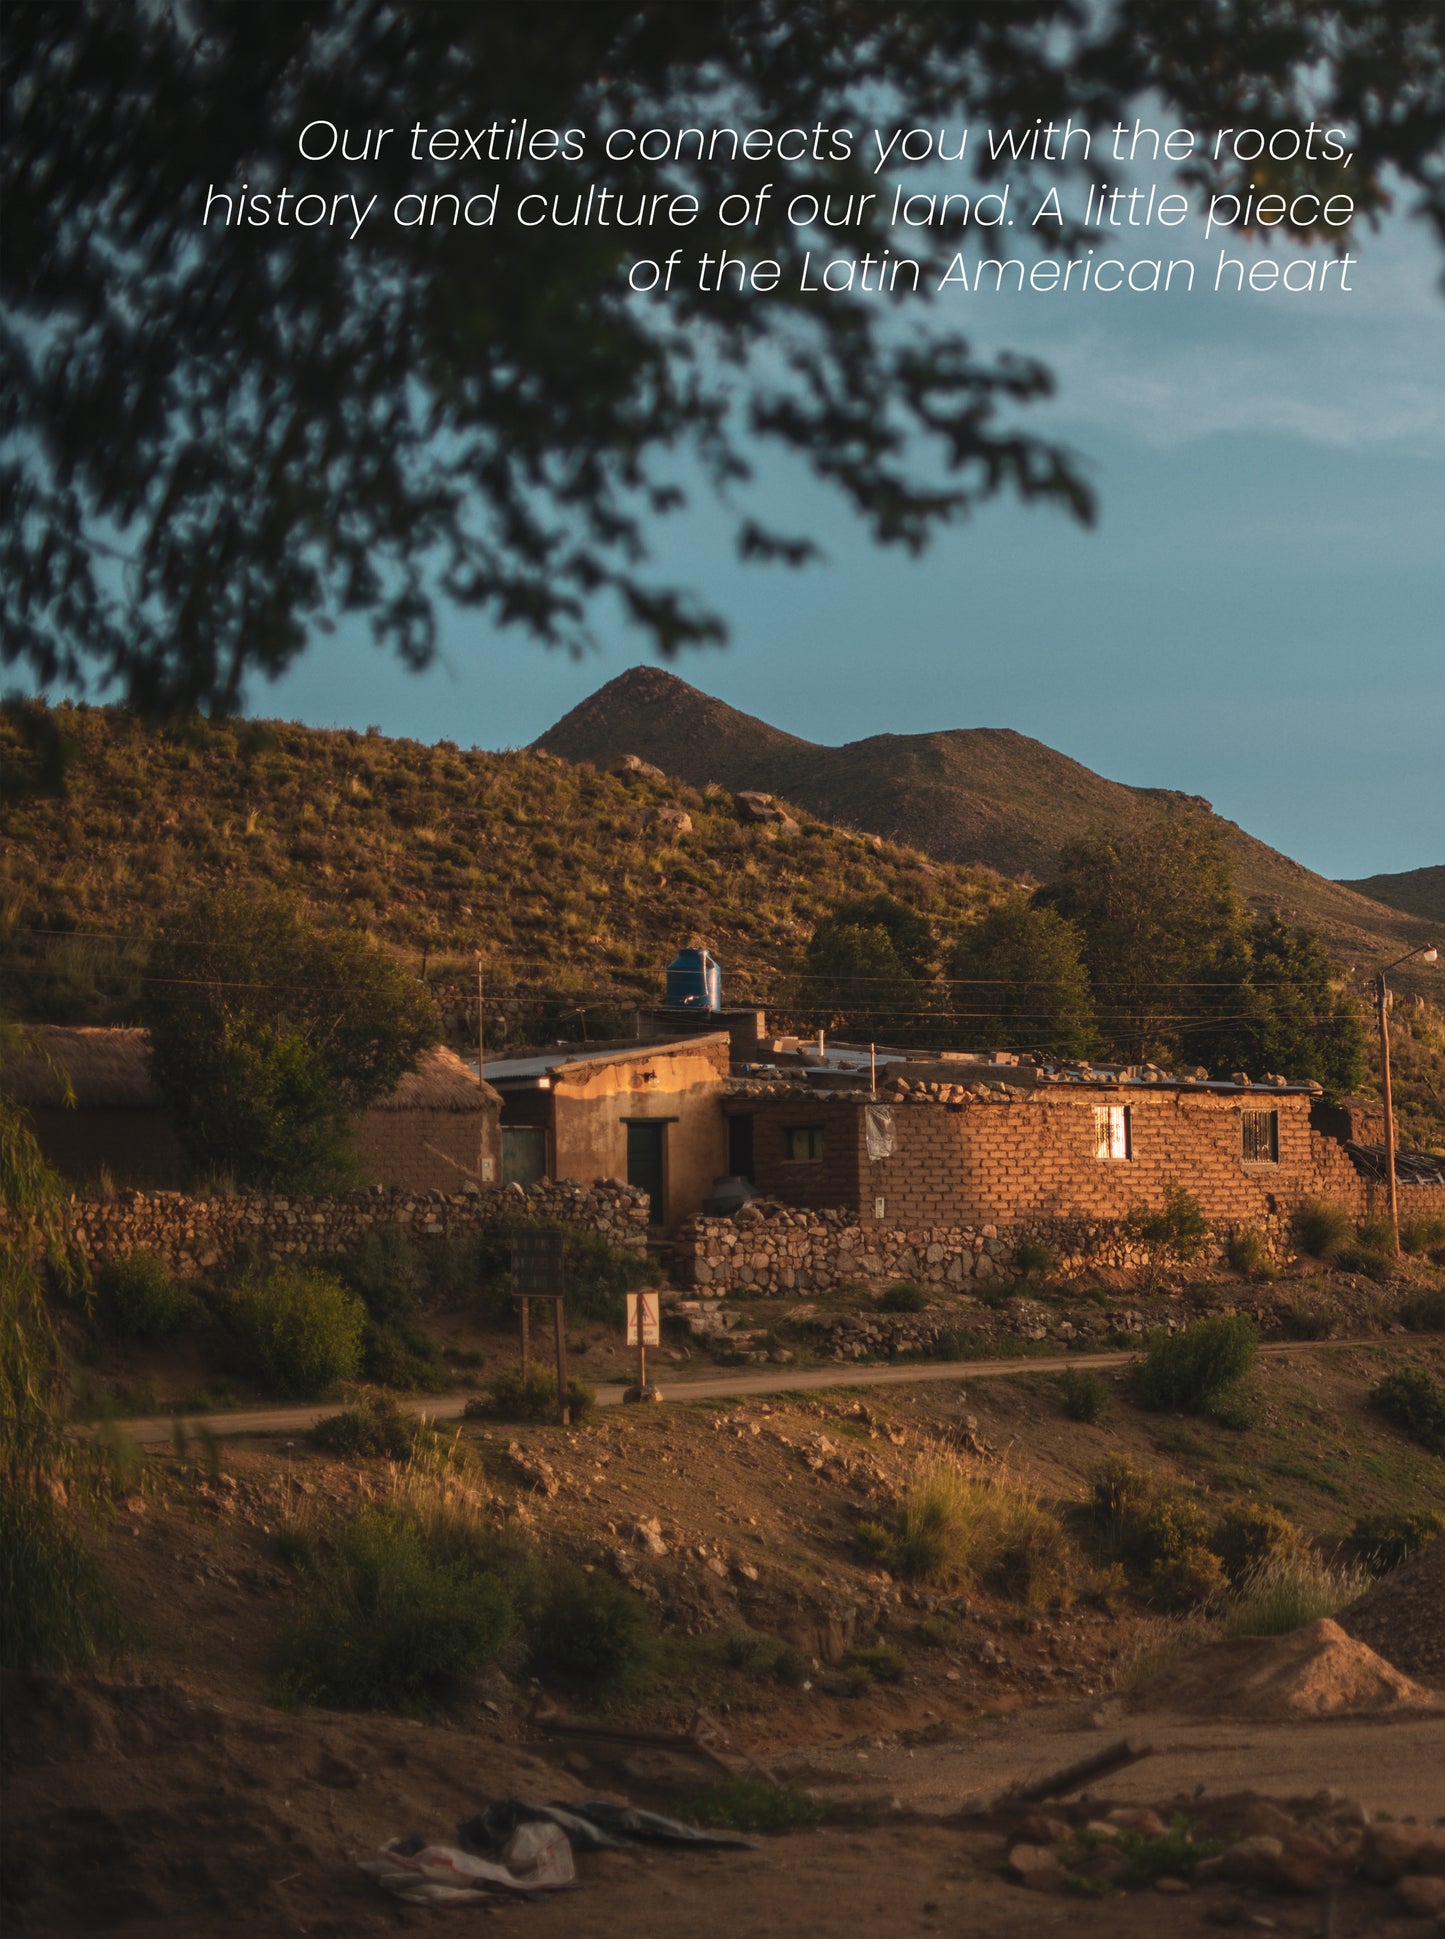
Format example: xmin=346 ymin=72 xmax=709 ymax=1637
xmin=1039 ymin=813 xmax=1248 ymax=1063
xmin=1194 ymin=914 xmax=1367 ymax=1094
xmin=826 ymin=896 xmax=936 ymax=982
xmin=946 ymin=899 xmax=1098 ymax=1058
xmin=794 ymin=920 xmax=920 ymax=1039
xmin=142 ymin=889 xmax=439 ymax=1188
xmin=6 ymin=3 xmax=1443 ymax=710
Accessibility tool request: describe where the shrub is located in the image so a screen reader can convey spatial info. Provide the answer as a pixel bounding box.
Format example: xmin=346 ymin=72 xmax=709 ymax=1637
xmin=1013 ymin=1239 xmax=1054 ymax=1279
xmin=1369 ymin=1369 xmax=1445 ymax=1455
xmin=336 ymin=1227 xmax=428 ymax=1326
xmin=1124 ymin=1183 xmax=1211 ymax=1288
xmin=877 ymin=1281 xmax=928 ymax=1313
xmin=1131 ymin=1316 xmax=1258 ymax=1416
xmin=1212 ymin=1501 xmax=1300 ymax=1585
xmin=1397 ymin=1288 xmax=1445 ymax=1333
xmin=1276 ymin=1297 xmax=1337 ymax=1341
xmin=1334 ymin=1241 xmax=1395 ymax=1283
xmin=1226 ymin=1228 xmax=1276 ymax=1279
xmin=867 ymin=1455 xmax=1078 ymax=1608
xmin=361 ymin=1315 xmax=448 ymax=1391
xmin=1400 ymin=1214 xmax=1445 ymax=1257
xmin=276 ymin=1507 xmax=513 ymax=1712
xmin=842 ymin=1642 xmax=906 ymax=1684
xmin=95 ymin=1252 xmax=196 ymax=1340
xmin=1148 ymin=1544 xmax=1228 ymax=1613
xmin=308 ymin=1393 xmax=417 ymax=1460
xmin=524 ymin=1562 xmax=653 ymax=1690
xmin=1059 ymin=1367 xmax=1108 ymax=1424
xmin=223 ymin=1265 xmax=366 ymax=1399
xmin=1221 ymin=1548 xmax=1372 ymax=1637
xmin=772 ymin=1644 xmax=811 ymax=1686
xmin=1350 ymin=1511 xmax=1445 ymax=1573
xmin=689 ymin=1778 xmax=823 ymax=1834
xmin=1355 ymin=1214 xmax=1398 ymax=1255
xmin=1292 ymin=1198 xmax=1351 ymax=1261
xmin=466 ymin=1360 xmax=594 ymax=1425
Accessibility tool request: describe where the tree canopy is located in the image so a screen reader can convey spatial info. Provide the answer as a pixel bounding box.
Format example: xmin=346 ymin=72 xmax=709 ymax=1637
xmin=946 ymin=899 xmax=1099 ymax=1059
xmin=141 ymin=888 xmax=439 ymax=1188
xmin=5 ymin=1 xmax=1444 ymax=710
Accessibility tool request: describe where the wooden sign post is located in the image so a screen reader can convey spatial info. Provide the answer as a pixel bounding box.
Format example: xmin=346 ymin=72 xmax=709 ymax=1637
xmin=509 ymin=1227 xmax=569 ymax=1426
xmin=624 ymin=1290 xmax=662 ymax=1404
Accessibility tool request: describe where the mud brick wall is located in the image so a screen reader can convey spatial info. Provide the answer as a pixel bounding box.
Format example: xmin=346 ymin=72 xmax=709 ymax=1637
xmin=56 ymin=1178 xmax=649 ymax=1279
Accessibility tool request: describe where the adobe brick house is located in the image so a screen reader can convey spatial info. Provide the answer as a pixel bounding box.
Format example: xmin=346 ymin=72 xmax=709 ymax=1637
xmin=484 ymin=1034 xmax=730 ymax=1226
xmin=6 ymin=1025 xmax=501 ymax=1194
xmin=723 ymin=1061 xmax=1445 ymax=1237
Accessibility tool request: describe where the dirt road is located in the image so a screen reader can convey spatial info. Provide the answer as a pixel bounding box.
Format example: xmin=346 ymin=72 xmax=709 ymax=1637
xmin=100 ymin=1335 xmax=1386 ymax=1443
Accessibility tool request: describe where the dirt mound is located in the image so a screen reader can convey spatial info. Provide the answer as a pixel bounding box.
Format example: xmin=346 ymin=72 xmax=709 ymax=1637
xmin=1337 ymin=1538 xmax=1445 ymax=1689
xmin=1127 ymin=1619 xmax=1442 ymax=1722
xmin=0 ymin=1670 xmax=579 ymax=1939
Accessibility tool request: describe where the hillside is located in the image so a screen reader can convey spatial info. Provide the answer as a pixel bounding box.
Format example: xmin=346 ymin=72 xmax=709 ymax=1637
xmin=0 ymin=701 xmax=1004 ymax=1036
xmin=1339 ymin=865 xmax=1445 ymax=927
xmin=539 ymin=668 xmax=1438 ymax=981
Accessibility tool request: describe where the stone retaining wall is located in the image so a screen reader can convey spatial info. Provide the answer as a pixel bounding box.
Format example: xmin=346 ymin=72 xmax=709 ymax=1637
xmin=57 ymin=1178 xmax=650 ymax=1278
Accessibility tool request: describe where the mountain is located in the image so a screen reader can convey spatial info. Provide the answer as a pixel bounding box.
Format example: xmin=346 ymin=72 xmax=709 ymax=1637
xmin=1338 ymin=866 xmax=1445 ymax=928
xmin=538 ymin=667 xmax=1439 ymax=981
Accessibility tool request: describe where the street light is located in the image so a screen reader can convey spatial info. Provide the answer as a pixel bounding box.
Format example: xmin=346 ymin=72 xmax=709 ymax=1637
xmin=1374 ymin=942 xmax=1440 ymax=1253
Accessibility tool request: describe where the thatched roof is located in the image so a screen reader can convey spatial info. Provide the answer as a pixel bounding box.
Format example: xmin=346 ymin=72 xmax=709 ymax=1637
xmin=3 ymin=1026 xmax=498 ymax=1113
xmin=3 ymin=1026 xmax=158 ymax=1109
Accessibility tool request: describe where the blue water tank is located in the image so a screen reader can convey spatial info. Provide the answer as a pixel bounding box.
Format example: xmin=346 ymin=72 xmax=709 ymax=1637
xmin=665 ymin=947 xmax=722 ymax=1010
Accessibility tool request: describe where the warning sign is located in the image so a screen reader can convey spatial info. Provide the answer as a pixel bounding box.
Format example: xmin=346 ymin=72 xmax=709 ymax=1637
xmin=626 ymin=1292 xmax=661 ymax=1347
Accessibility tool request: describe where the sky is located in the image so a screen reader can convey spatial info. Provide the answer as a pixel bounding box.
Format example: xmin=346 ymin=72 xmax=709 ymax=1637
xmin=253 ymin=177 xmax=1442 ymax=884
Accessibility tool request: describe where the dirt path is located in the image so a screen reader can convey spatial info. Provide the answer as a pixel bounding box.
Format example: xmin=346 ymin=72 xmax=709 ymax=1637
xmin=100 ymin=1335 xmax=1386 ymax=1443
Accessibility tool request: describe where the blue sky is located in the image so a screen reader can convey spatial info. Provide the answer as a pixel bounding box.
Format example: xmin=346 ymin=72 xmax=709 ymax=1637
xmin=263 ymin=205 xmax=1444 ymax=883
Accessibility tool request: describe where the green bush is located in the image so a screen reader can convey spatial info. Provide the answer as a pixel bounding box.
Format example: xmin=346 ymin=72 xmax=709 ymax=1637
xmin=1212 ymin=1501 xmax=1299 ymax=1585
xmin=308 ymin=1393 xmax=417 ymax=1460
xmin=1369 ymin=1368 xmax=1445 ymax=1455
xmin=223 ymin=1265 xmax=366 ymax=1399
xmin=276 ymin=1507 xmax=513 ymax=1712
xmin=336 ymin=1227 xmax=429 ymax=1325
xmin=1334 ymin=1241 xmax=1395 ymax=1282
xmin=1226 ymin=1228 xmax=1276 ymax=1279
xmin=1292 ymin=1198 xmax=1351 ymax=1261
xmin=877 ymin=1281 xmax=928 ymax=1313
xmin=1148 ymin=1544 xmax=1228 ymax=1613
xmin=689 ymin=1778 xmax=823 ymax=1834
xmin=1221 ymin=1548 xmax=1371 ymax=1637
xmin=524 ymin=1562 xmax=653 ymax=1690
xmin=1013 ymin=1239 xmax=1054 ymax=1279
xmin=1398 ymin=1288 xmax=1445 ymax=1333
xmin=1059 ymin=1367 xmax=1108 ymax=1424
xmin=842 ymin=1642 xmax=906 ymax=1684
xmin=864 ymin=1455 xmax=1078 ymax=1608
xmin=1088 ymin=1455 xmax=1223 ymax=1609
xmin=1400 ymin=1214 xmax=1445 ymax=1257
xmin=1276 ymin=1297 xmax=1337 ymax=1341
xmin=1355 ymin=1214 xmax=1398 ymax=1255
xmin=466 ymin=1360 xmax=594 ymax=1425
xmin=95 ymin=1252 xmax=196 ymax=1340
xmin=1351 ymin=1510 xmax=1445 ymax=1573
xmin=1124 ymin=1183 xmax=1211 ymax=1287
xmin=1131 ymin=1316 xmax=1258 ymax=1416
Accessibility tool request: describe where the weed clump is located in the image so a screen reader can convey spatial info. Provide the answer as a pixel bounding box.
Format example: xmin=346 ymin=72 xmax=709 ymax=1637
xmin=1369 ymin=1368 xmax=1445 ymax=1455
xmin=466 ymin=1360 xmax=595 ymax=1425
xmin=689 ymin=1778 xmax=823 ymax=1834
xmin=1211 ymin=1500 xmax=1300 ymax=1585
xmin=1226 ymin=1228 xmax=1277 ymax=1279
xmin=277 ymin=1507 xmax=513 ymax=1712
xmin=223 ymin=1265 xmax=366 ymax=1399
xmin=1012 ymin=1238 xmax=1054 ymax=1279
xmin=1059 ymin=1367 xmax=1109 ymax=1424
xmin=1292 ymin=1198 xmax=1351 ymax=1261
xmin=524 ymin=1562 xmax=653 ymax=1691
xmin=857 ymin=1455 xmax=1078 ymax=1609
xmin=1220 ymin=1548 xmax=1372 ymax=1637
xmin=1400 ymin=1214 xmax=1445 ymax=1257
xmin=1397 ymin=1287 xmax=1445 ymax=1333
xmin=1087 ymin=1455 xmax=1225 ymax=1612
xmin=1131 ymin=1315 xmax=1258 ymax=1418
xmin=309 ymin=1392 xmax=419 ymax=1460
xmin=1351 ymin=1510 xmax=1445 ymax=1573
xmin=877 ymin=1281 xmax=928 ymax=1313
xmin=94 ymin=1252 xmax=196 ymax=1340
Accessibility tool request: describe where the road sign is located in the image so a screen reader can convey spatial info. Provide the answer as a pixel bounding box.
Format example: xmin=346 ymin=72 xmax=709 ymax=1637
xmin=626 ymin=1291 xmax=661 ymax=1347
xmin=510 ymin=1226 xmax=565 ymax=1296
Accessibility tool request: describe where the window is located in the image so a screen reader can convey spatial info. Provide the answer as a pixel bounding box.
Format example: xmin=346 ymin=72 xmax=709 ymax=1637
xmin=785 ymin=1124 xmax=825 ymax=1162
xmin=1093 ymin=1104 xmax=1132 ymax=1161
xmin=1241 ymin=1109 xmax=1280 ymax=1164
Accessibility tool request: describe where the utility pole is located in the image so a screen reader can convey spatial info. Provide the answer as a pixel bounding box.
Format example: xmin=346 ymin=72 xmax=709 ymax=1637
xmin=1372 ymin=942 xmax=1439 ymax=1255
xmin=476 ymin=952 xmax=484 ymax=1072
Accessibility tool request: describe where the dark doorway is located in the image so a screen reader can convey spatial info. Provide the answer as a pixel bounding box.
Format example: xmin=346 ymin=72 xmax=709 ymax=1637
xmin=626 ymin=1121 xmax=666 ymax=1225
xmin=728 ymin=1113 xmax=755 ymax=1183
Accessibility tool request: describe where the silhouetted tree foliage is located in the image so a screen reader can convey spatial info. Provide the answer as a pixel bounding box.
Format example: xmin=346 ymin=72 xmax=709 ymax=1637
xmin=1192 ymin=913 xmax=1367 ymax=1095
xmin=946 ymin=899 xmax=1099 ymax=1058
xmin=142 ymin=888 xmax=440 ymax=1188
xmin=6 ymin=1 xmax=1443 ymax=710
xmin=795 ymin=920 xmax=920 ymax=1037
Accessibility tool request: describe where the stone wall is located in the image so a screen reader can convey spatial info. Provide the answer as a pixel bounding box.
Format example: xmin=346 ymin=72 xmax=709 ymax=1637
xmin=58 ymin=1178 xmax=650 ymax=1279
